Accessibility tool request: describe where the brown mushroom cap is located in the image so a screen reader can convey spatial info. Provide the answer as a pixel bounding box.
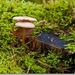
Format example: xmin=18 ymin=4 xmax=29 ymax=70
xmin=15 ymin=22 xmax=35 ymax=28
xmin=13 ymin=16 xmax=37 ymax=22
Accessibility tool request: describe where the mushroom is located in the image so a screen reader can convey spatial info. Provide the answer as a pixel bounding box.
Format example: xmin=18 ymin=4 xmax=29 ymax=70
xmin=13 ymin=16 xmax=37 ymax=22
xmin=12 ymin=16 xmax=37 ymax=45
xmin=15 ymin=22 xmax=35 ymax=45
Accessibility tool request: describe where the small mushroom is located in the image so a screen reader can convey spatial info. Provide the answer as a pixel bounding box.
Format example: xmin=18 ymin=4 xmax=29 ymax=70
xmin=12 ymin=16 xmax=37 ymax=45
xmin=13 ymin=16 xmax=37 ymax=22
xmin=15 ymin=22 xmax=35 ymax=45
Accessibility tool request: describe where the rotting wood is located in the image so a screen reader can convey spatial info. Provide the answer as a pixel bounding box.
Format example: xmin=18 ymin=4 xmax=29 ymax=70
xmin=26 ymin=35 xmax=72 ymax=58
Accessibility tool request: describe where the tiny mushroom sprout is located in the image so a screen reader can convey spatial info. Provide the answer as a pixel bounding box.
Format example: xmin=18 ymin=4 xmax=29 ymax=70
xmin=13 ymin=16 xmax=37 ymax=45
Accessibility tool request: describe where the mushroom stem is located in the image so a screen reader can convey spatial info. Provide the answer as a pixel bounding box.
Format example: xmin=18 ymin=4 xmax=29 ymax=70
xmin=22 ymin=28 xmax=26 ymax=45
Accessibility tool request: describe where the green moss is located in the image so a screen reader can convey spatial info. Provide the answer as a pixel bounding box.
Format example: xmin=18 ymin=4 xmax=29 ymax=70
xmin=0 ymin=0 xmax=75 ymax=73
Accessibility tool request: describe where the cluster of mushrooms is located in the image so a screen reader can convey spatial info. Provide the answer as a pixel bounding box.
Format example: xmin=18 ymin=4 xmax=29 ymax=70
xmin=12 ymin=16 xmax=37 ymax=45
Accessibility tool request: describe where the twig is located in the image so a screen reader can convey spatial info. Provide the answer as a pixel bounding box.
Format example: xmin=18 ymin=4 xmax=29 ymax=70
xmin=42 ymin=0 xmax=47 ymax=5
xmin=35 ymin=59 xmax=51 ymax=68
xmin=27 ymin=66 xmax=30 ymax=74
xmin=36 ymin=20 xmax=47 ymax=27
xmin=25 ymin=33 xmax=42 ymax=45
xmin=35 ymin=59 xmax=67 ymax=72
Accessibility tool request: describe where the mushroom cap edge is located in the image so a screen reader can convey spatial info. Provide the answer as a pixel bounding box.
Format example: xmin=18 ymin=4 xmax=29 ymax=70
xmin=15 ymin=22 xmax=35 ymax=28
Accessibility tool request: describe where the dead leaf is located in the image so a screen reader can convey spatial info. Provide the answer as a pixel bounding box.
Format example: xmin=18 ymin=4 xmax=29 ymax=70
xmin=12 ymin=27 xmax=34 ymax=38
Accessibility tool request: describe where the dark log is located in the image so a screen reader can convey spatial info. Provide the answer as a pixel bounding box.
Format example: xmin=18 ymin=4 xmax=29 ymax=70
xmin=26 ymin=32 xmax=72 ymax=58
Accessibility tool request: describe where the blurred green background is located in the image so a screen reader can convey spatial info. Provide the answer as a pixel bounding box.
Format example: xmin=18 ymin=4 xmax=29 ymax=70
xmin=25 ymin=0 xmax=42 ymax=3
xmin=24 ymin=0 xmax=49 ymax=4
